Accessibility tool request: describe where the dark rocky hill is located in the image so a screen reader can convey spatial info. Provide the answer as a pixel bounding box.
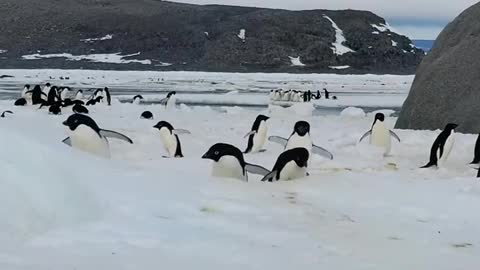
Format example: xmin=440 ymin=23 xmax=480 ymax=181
xmin=0 ymin=0 xmax=424 ymax=73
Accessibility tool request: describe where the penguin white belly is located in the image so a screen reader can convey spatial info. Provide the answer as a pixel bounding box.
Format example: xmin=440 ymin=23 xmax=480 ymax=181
xmin=279 ymin=161 xmax=307 ymax=181
xmin=25 ymin=92 xmax=33 ymax=105
xmin=61 ymin=90 xmax=68 ymax=100
xmin=286 ymin=134 xmax=312 ymax=153
xmin=251 ymin=122 xmax=268 ymax=153
xmin=166 ymin=96 xmax=177 ymax=109
xmin=75 ymin=93 xmax=83 ymax=100
xmin=269 ymin=92 xmax=275 ymax=100
xmin=21 ymin=88 xmax=28 ymax=98
xmin=133 ymin=98 xmax=140 ymax=105
xmin=370 ymin=123 xmax=391 ymax=155
xmin=439 ymin=132 xmax=455 ymax=166
xmin=211 ymin=156 xmax=246 ymax=181
xmin=159 ymin=129 xmax=177 ymax=157
xmin=69 ymin=126 xmax=110 ymax=158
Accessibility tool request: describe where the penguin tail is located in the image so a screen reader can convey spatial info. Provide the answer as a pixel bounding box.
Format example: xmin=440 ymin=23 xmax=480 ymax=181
xmin=420 ymin=161 xmax=437 ymax=169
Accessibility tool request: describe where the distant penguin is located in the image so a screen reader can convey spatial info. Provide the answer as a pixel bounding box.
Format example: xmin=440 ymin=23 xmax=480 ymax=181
xmin=14 ymin=98 xmax=27 ymax=106
xmin=324 ymin=88 xmax=330 ymax=99
xmin=75 ymin=90 xmax=84 ymax=100
xmin=42 ymin=83 xmax=51 ymax=97
xmin=153 ymin=121 xmax=190 ymax=158
xmin=93 ymin=88 xmax=104 ymax=100
xmin=314 ymin=90 xmax=321 ymax=100
xmin=202 ymin=143 xmax=270 ymax=181
xmin=1 ymin=110 xmax=13 ymax=118
xmin=273 ymin=90 xmax=281 ymax=101
xmin=132 ymin=95 xmax=144 ymax=105
xmin=269 ymin=90 xmax=275 ymax=101
xmin=269 ymin=121 xmax=333 ymax=160
xmin=160 ymin=91 xmax=177 ymax=109
xmin=62 ymin=114 xmax=133 ymax=158
xmin=359 ymin=113 xmax=401 ymax=156
xmin=104 ymin=87 xmax=111 ymax=105
xmin=261 ymin=148 xmax=309 ymax=182
xmin=470 ymin=134 xmax=480 ymax=166
xmin=140 ymin=111 xmax=153 ymax=119
xmin=72 ymin=104 xmax=89 ymax=114
xmin=244 ymin=114 xmax=269 ymax=154
xmin=421 ymin=123 xmax=458 ymax=168
xmin=26 ymin=85 xmax=47 ymax=105
xmin=49 ymin=104 xmax=62 ymax=115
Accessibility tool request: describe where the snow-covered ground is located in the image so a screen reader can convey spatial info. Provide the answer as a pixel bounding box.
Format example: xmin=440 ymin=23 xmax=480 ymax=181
xmin=0 ymin=84 xmax=479 ymax=269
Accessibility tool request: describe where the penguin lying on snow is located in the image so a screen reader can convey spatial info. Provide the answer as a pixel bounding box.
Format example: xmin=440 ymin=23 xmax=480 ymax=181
xmin=49 ymin=104 xmax=62 ymax=115
xmin=1 ymin=111 xmax=13 ymax=118
xmin=202 ymin=143 xmax=270 ymax=181
xmin=140 ymin=111 xmax=153 ymax=119
xmin=268 ymin=121 xmax=333 ymax=160
xmin=359 ymin=113 xmax=401 ymax=156
xmin=153 ymin=121 xmax=190 ymax=158
xmin=261 ymin=147 xmax=309 ymax=182
xmin=421 ymin=123 xmax=458 ymax=168
xmin=62 ymin=114 xmax=133 ymax=158
xmin=72 ymin=104 xmax=89 ymax=114
xmin=14 ymin=98 xmax=27 ymax=106
xmin=244 ymin=114 xmax=269 ymax=154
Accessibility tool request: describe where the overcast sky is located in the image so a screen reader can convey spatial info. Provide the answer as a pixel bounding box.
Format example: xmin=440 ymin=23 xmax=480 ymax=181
xmin=172 ymin=0 xmax=478 ymax=39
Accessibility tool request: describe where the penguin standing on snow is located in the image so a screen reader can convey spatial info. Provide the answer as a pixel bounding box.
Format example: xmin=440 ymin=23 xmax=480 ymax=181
xmin=47 ymin=86 xmax=60 ymax=105
xmin=421 ymin=123 xmax=458 ymax=168
xmin=261 ymin=147 xmax=309 ymax=182
xmin=62 ymin=114 xmax=133 ymax=158
xmin=75 ymin=89 xmax=84 ymax=100
xmin=60 ymin=87 xmax=70 ymax=101
xmin=49 ymin=103 xmax=62 ymax=115
xmin=132 ymin=95 xmax=144 ymax=105
xmin=104 ymin=87 xmax=111 ymax=105
xmin=359 ymin=113 xmax=401 ymax=156
xmin=21 ymin=84 xmax=30 ymax=99
xmin=160 ymin=91 xmax=177 ymax=109
xmin=153 ymin=121 xmax=190 ymax=158
xmin=269 ymin=121 xmax=333 ymax=160
xmin=202 ymin=143 xmax=270 ymax=181
xmin=26 ymin=85 xmax=47 ymax=105
xmin=244 ymin=114 xmax=269 ymax=154
xmin=42 ymin=83 xmax=51 ymax=97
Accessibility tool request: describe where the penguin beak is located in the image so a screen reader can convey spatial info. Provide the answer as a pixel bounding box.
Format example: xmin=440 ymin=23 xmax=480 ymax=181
xmin=201 ymin=153 xmax=210 ymax=159
xmin=62 ymin=120 xmax=68 ymax=126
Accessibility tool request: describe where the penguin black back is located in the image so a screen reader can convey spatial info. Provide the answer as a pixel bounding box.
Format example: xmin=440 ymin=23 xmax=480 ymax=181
xmin=421 ymin=123 xmax=458 ymax=168
xmin=140 ymin=111 xmax=154 ymax=119
xmin=49 ymin=104 xmax=62 ymax=115
xmin=63 ymin=114 xmax=101 ymax=134
xmin=30 ymin=85 xmax=45 ymax=105
xmin=14 ymin=98 xmax=27 ymax=106
xmin=104 ymin=87 xmax=111 ymax=105
xmin=263 ymin=147 xmax=309 ymax=182
xmin=245 ymin=114 xmax=269 ymax=153
xmin=472 ymin=134 xmax=480 ymax=164
xmin=72 ymin=104 xmax=89 ymax=114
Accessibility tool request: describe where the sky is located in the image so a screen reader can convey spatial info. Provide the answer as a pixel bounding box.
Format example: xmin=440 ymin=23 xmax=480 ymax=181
xmin=171 ymin=0 xmax=479 ymax=39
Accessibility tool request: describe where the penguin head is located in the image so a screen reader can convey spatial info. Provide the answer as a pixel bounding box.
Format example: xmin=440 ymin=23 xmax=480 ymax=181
xmin=78 ymin=89 xmax=83 ymax=93
xmin=24 ymin=84 xmax=30 ymax=89
xmin=153 ymin=121 xmax=174 ymax=132
xmin=293 ymin=121 xmax=310 ymax=136
xmin=202 ymin=143 xmax=243 ymax=163
xmin=256 ymin=114 xmax=270 ymax=122
xmin=167 ymin=91 xmax=176 ymax=98
xmin=46 ymin=83 xmax=51 ymax=87
xmin=291 ymin=148 xmax=310 ymax=168
xmin=63 ymin=114 xmax=100 ymax=133
xmin=444 ymin=123 xmax=458 ymax=131
xmin=374 ymin=113 xmax=385 ymax=122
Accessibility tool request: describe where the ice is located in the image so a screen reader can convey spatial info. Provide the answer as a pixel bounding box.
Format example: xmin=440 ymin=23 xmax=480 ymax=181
xmin=323 ymin=15 xmax=355 ymax=55
xmin=22 ymin=52 xmax=152 ymax=65
xmin=289 ymin=56 xmax=306 ymax=66
xmin=81 ymin=34 xmax=113 ymax=43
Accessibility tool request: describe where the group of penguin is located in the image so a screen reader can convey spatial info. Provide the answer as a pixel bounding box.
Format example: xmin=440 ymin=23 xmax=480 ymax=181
xmin=6 ymin=83 xmax=480 ymax=180
xmin=269 ymin=88 xmax=336 ymax=102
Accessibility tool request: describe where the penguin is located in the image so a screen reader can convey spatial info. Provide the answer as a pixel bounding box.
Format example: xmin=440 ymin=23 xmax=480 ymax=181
xmin=73 ymin=100 xmax=85 ymax=105
xmin=75 ymin=89 xmax=84 ymax=100
xmin=269 ymin=90 xmax=275 ymax=101
xmin=359 ymin=113 xmax=401 ymax=156
xmin=62 ymin=114 xmax=133 ymax=158
xmin=470 ymin=134 xmax=480 ymax=166
xmin=273 ymin=90 xmax=281 ymax=101
xmin=314 ymin=90 xmax=321 ymax=100
xmin=421 ymin=123 xmax=458 ymax=168
xmin=153 ymin=121 xmax=190 ymax=158
xmin=60 ymin=87 xmax=70 ymax=101
xmin=202 ymin=143 xmax=270 ymax=181
xmin=26 ymin=85 xmax=47 ymax=105
xmin=160 ymin=91 xmax=177 ymax=109
xmin=261 ymin=148 xmax=309 ymax=182
xmin=244 ymin=114 xmax=269 ymax=154
xmin=140 ymin=111 xmax=153 ymax=119
xmin=62 ymin=98 xmax=74 ymax=107
xmin=47 ymin=86 xmax=60 ymax=105
xmin=268 ymin=121 xmax=333 ymax=160
xmin=14 ymin=98 xmax=27 ymax=106
xmin=49 ymin=104 xmax=62 ymax=115
xmin=42 ymin=83 xmax=51 ymax=97
xmin=72 ymin=104 xmax=89 ymax=114
xmin=93 ymin=88 xmax=104 ymax=100
xmin=104 ymin=87 xmax=111 ymax=106
xmin=1 ymin=111 xmax=13 ymax=118
xmin=132 ymin=95 xmax=144 ymax=105
xmin=21 ymin=84 xmax=30 ymax=98
xmin=324 ymin=88 xmax=330 ymax=99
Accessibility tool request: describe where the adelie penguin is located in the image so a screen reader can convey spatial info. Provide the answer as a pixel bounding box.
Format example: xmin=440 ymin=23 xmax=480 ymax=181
xmin=421 ymin=123 xmax=458 ymax=168
xmin=49 ymin=104 xmax=62 ymax=115
xmin=14 ymin=98 xmax=27 ymax=106
xmin=359 ymin=113 xmax=401 ymax=156
xmin=132 ymin=95 xmax=144 ymax=105
xmin=153 ymin=121 xmax=190 ymax=158
xmin=261 ymin=147 xmax=309 ymax=182
xmin=26 ymin=85 xmax=47 ymax=105
xmin=75 ymin=90 xmax=84 ymax=100
xmin=160 ymin=91 xmax=177 ymax=109
xmin=62 ymin=114 xmax=133 ymax=158
xmin=72 ymin=103 xmax=89 ymax=114
xmin=470 ymin=134 xmax=480 ymax=168
xmin=202 ymin=143 xmax=270 ymax=181
xmin=1 ymin=111 xmax=13 ymax=118
xmin=269 ymin=121 xmax=333 ymax=160
xmin=104 ymin=87 xmax=111 ymax=106
xmin=140 ymin=111 xmax=153 ymax=119
xmin=244 ymin=115 xmax=269 ymax=154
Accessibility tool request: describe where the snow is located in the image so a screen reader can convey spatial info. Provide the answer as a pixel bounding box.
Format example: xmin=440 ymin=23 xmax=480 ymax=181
xmin=0 ymin=50 xmax=7 ymax=54
xmin=81 ymin=34 xmax=113 ymax=43
xmin=288 ymin=56 xmax=306 ymax=67
xmin=391 ymin=40 xmax=398 ymax=47
xmin=371 ymin=23 xmax=404 ymax=36
xmin=21 ymin=52 xmax=152 ymax=65
xmin=0 ymin=83 xmax=479 ymax=269
xmin=329 ymin=65 xmax=350 ymax=70
xmin=372 ymin=31 xmax=380 ymax=35
xmin=323 ymin=15 xmax=355 ymax=55
xmin=237 ymin=29 xmax=246 ymax=42
xmin=204 ymin=32 xmax=209 ymax=36
xmin=340 ymin=107 xmax=366 ymax=118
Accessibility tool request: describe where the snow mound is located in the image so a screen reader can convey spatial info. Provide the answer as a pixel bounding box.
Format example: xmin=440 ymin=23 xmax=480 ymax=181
xmin=323 ymin=15 xmax=355 ymax=55
xmin=289 ymin=103 xmax=315 ymax=117
xmin=22 ymin=52 xmax=152 ymax=65
xmin=340 ymin=107 xmax=366 ymax=118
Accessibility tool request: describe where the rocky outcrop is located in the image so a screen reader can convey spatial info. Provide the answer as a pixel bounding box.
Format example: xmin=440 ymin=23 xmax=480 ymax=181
xmin=0 ymin=0 xmax=423 ymax=73
xmin=395 ymin=2 xmax=480 ymax=132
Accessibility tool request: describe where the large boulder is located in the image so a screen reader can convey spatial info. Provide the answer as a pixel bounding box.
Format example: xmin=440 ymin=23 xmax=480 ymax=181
xmin=395 ymin=2 xmax=480 ymax=133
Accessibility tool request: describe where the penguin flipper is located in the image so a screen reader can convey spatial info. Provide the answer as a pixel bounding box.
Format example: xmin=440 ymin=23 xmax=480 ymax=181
xmin=173 ymin=129 xmax=191 ymax=135
xmin=244 ymin=130 xmax=256 ymax=138
xmin=312 ymin=145 xmax=334 ymax=160
xmin=245 ymin=163 xmax=270 ymax=176
xmin=1 ymin=110 xmax=13 ymax=118
xmin=260 ymin=170 xmax=277 ymax=182
xmin=62 ymin=137 xmax=72 ymax=146
xmin=159 ymin=98 xmax=168 ymax=105
xmin=268 ymin=136 xmax=288 ymax=147
xmin=389 ymin=130 xmax=401 ymax=142
xmin=100 ymin=129 xmax=134 ymax=144
xmin=359 ymin=130 xmax=372 ymax=142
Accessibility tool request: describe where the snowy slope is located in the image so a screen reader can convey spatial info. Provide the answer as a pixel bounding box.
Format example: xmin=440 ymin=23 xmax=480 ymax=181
xmin=0 ymin=97 xmax=478 ymax=269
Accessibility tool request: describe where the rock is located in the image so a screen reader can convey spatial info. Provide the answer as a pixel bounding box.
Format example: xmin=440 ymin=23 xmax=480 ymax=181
xmin=395 ymin=2 xmax=480 ymax=133
xmin=0 ymin=0 xmax=423 ymax=73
